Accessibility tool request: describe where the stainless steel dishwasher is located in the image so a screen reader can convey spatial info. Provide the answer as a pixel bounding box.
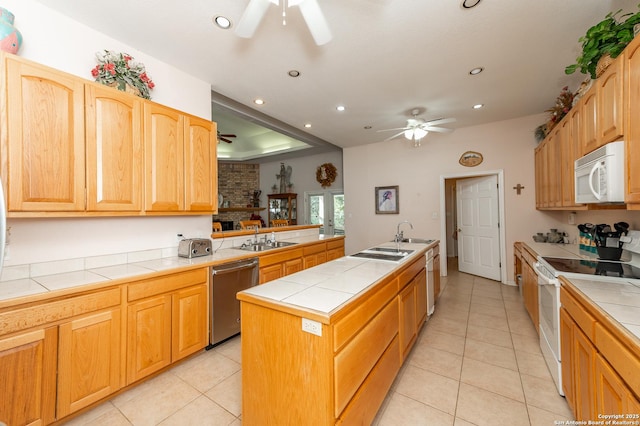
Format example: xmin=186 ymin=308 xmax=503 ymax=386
xmin=207 ymin=257 xmax=259 ymax=348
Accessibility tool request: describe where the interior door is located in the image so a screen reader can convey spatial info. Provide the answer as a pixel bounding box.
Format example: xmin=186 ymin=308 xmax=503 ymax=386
xmin=456 ymin=175 xmax=501 ymax=280
xmin=306 ymin=190 xmax=344 ymax=235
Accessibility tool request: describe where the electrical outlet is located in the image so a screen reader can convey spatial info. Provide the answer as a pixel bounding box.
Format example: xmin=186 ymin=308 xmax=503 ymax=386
xmin=301 ymin=318 xmax=322 ymax=336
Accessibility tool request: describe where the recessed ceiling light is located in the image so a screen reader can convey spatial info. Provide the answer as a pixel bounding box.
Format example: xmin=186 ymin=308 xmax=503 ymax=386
xmin=304 ymin=123 xmax=312 ymax=128
xmin=336 ymin=105 xmax=346 ymax=112
xmin=364 ymin=125 xmax=372 ymax=130
xmin=213 ymin=16 xmax=232 ymax=29
xmin=288 ymin=70 xmax=301 ymax=77
xmin=473 ymin=104 xmax=484 ymax=109
xmin=254 ymin=98 xmax=265 ymax=105
xmin=469 ymin=67 xmax=484 ymax=75
xmin=461 ymin=0 xmax=482 ymax=9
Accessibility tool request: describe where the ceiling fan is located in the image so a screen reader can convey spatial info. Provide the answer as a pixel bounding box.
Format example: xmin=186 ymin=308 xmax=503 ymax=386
xmin=377 ymin=109 xmax=456 ymax=146
xmin=217 ymin=131 xmax=237 ymax=144
xmin=236 ymin=0 xmax=332 ymax=46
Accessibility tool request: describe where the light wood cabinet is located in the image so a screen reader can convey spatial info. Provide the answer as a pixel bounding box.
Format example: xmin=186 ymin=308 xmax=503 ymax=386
xmin=239 ymin=251 xmax=428 ymax=425
xmin=144 ymin=103 xmax=185 ymax=212
xmin=415 ymin=267 xmax=427 ymax=328
xmin=433 ymin=245 xmax=441 ymax=300
xmin=597 ymin=56 xmax=624 ymax=146
xmin=0 ymin=327 xmax=57 ymax=426
xmin=57 ymin=307 xmax=122 ymax=418
xmin=522 ymin=248 xmax=539 ymax=332
xmin=560 ymin=107 xmax=583 ymax=207
xmin=574 ymin=323 xmax=597 ymax=421
xmin=625 ymin=35 xmax=640 ymax=205
xmin=4 ymin=53 xmax=86 ymax=212
xmin=127 ymin=268 xmax=208 ymax=384
xmin=303 ymin=241 xmax=328 ymax=269
xmin=268 ymin=193 xmax=297 ymax=225
xmin=594 ymin=353 xmax=639 ymax=418
xmin=581 ymin=89 xmax=598 ymax=155
xmin=184 ymin=115 xmax=217 ymax=212
xmin=560 ymin=307 xmax=575 ymax=413
xmin=85 ymin=83 xmax=144 ymax=212
xmin=327 ymin=239 xmax=345 ymax=261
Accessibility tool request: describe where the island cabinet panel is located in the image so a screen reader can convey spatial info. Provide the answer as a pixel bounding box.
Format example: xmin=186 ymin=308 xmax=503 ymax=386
xmin=184 ymin=115 xmax=217 ymax=212
xmin=85 ymin=83 xmax=144 ymax=212
xmin=240 ymin=302 xmax=334 ymax=426
xmin=57 ymin=307 xmax=122 ymax=418
xmin=4 ymin=54 xmax=86 ymax=212
xmin=0 ymin=327 xmax=57 ymax=426
xmin=144 ymin=103 xmax=185 ymax=212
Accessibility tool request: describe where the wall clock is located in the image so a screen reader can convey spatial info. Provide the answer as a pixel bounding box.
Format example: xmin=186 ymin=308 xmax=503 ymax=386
xmin=459 ymin=151 xmax=483 ymax=167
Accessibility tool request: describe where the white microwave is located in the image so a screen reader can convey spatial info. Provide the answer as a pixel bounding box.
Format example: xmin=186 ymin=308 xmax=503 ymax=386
xmin=574 ymin=141 xmax=625 ymax=204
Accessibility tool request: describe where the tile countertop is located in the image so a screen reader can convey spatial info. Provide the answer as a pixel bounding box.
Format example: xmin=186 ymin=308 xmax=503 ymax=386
xmin=523 ymin=242 xmax=640 ymax=345
xmin=238 ymin=241 xmax=435 ymax=316
xmin=0 ymin=234 xmax=344 ymax=306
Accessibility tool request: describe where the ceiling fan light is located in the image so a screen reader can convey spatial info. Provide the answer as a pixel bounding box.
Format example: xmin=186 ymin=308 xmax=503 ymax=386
xmin=414 ymin=128 xmax=428 ymax=140
xmin=404 ymin=129 xmax=414 ymax=140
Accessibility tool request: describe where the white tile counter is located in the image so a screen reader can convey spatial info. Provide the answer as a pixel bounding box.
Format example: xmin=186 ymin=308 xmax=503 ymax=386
xmin=239 ymin=241 xmax=434 ymax=315
xmin=0 ymin=231 xmax=344 ymax=305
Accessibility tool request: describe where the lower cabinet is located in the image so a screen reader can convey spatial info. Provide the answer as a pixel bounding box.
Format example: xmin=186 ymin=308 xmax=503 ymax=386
xmin=398 ymin=281 xmax=417 ymax=361
xmin=127 ymin=269 xmax=208 ymax=385
xmin=326 ymin=239 xmax=345 ymax=261
xmin=0 ymin=327 xmax=57 ymax=426
xmin=522 ymin=250 xmax=539 ymax=333
xmin=57 ymin=308 xmax=122 ymax=418
xmin=433 ymin=246 xmax=441 ymax=300
xmin=560 ymin=283 xmax=640 ymax=421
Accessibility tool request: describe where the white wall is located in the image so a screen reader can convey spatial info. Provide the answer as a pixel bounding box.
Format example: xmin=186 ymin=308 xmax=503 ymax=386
xmin=343 ymin=113 xmax=640 ymax=282
xmin=2 ymin=0 xmax=214 ymax=266
xmin=259 ymin=151 xmax=343 ymax=223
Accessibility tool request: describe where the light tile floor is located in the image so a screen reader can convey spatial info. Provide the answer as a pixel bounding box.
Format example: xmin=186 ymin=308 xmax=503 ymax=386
xmin=64 ymin=259 xmax=573 ymax=425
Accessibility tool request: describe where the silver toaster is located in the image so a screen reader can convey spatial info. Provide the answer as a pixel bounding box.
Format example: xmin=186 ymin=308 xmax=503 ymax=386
xmin=178 ymin=238 xmax=212 ymax=258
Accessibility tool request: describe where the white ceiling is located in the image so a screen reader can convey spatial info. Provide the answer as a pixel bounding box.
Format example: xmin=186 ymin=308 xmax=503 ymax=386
xmin=37 ymin=0 xmax=636 ymax=161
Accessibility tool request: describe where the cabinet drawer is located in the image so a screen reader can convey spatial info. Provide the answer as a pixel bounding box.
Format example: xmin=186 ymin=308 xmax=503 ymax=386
xmin=334 ymin=298 xmax=398 ymax=416
xmin=303 ymin=242 xmax=325 ymax=256
xmin=128 ymin=268 xmax=207 ymax=301
xmin=0 ymin=287 xmax=121 ymax=336
xmin=258 ymin=248 xmax=303 ymax=267
xmin=398 ymin=256 xmax=424 ymax=291
xmin=333 ymin=277 xmax=397 ymax=351
xmin=337 ymin=335 xmax=400 ymax=425
xmin=595 ymin=323 xmax=640 ymax=398
xmin=327 ymin=238 xmax=344 ymax=251
xmin=560 ymin=286 xmax=596 ymax=341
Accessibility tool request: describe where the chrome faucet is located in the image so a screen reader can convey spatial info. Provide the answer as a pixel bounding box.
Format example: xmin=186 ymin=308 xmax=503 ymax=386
xmin=395 ymin=220 xmax=414 ymax=245
xmin=254 ymin=228 xmax=259 ymax=244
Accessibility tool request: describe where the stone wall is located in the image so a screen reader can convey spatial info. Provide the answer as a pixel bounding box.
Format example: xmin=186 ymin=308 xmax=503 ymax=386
xmin=213 ymin=162 xmax=265 ymax=229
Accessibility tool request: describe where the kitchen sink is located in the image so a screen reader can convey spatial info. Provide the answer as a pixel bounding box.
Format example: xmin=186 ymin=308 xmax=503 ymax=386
xmin=350 ymin=252 xmax=409 ymax=262
xmin=396 ymin=238 xmax=435 ymax=244
xmin=366 ymin=247 xmax=414 ymax=255
xmin=238 ymin=241 xmax=298 ymax=252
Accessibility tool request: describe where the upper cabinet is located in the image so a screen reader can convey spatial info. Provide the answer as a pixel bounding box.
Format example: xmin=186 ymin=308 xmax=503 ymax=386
xmin=4 ymin=54 xmax=86 ymax=212
xmin=0 ymin=53 xmax=217 ymax=217
xmin=597 ymin=56 xmax=624 ymax=147
xmin=625 ymin=35 xmax=640 ymax=206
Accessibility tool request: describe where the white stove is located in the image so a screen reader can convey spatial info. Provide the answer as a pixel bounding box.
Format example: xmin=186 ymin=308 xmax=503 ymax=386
xmin=533 ymin=230 xmax=640 ymax=396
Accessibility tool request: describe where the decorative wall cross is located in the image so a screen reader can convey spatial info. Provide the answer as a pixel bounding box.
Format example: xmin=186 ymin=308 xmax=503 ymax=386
xmin=513 ymin=184 xmax=525 ymax=195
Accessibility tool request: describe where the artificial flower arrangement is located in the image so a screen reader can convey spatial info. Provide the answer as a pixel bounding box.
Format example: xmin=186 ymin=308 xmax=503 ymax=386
xmin=534 ymin=86 xmax=575 ymax=142
xmin=91 ymin=50 xmax=155 ymax=99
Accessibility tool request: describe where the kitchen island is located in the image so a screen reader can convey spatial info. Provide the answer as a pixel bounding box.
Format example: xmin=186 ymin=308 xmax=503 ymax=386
xmin=237 ymin=240 xmax=437 ymax=425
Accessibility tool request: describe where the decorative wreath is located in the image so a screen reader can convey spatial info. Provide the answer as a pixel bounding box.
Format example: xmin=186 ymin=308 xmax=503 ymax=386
xmin=316 ymin=162 xmax=337 ymax=188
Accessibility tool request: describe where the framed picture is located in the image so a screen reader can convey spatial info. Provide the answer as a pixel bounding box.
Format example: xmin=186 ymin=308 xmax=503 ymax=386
xmin=375 ymin=185 xmax=399 ymax=214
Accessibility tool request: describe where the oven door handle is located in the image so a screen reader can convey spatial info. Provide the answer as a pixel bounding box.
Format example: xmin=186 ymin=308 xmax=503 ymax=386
xmin=534 ymin=262 xmax=558 ymax=286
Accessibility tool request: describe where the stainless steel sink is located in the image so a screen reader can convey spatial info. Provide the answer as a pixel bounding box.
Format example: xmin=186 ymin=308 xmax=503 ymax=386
xmin=366 ymin=247 xmax=414 ymax=255
xmin=398 ymin=238 xmax=435 ymax=244
xmin=238 ymin=241 xmax=298 ymax=252
xmin=350 ymin=252 xmax=408 ymax=262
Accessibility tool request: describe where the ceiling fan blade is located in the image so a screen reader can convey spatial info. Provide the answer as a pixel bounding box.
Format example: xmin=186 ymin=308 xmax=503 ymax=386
xmin=236 ymin=0 xmax=271 ymax=38
xmin=382 ymin=130 xmax=407 ymax=142
xmin=219 ymin=133 xmax=237 ymax=138
xmin=297 ymin=0 xmax=332 ymax=45
xmin=423 ymin=126 xmax=453 ymax=133
xmin=424 ymin=117 xmax=456 ymax=126
xmin=219 ymin=137 xmax=234 ymax=144
xmin=376 ymin=127 xmax=410 ymax=133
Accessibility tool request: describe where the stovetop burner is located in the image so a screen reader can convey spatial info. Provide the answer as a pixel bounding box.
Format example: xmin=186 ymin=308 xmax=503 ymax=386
xmin=542 ymin=256 xmax=640 ymax=279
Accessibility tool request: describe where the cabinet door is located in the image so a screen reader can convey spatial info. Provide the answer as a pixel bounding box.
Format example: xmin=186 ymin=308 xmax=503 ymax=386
xmin=284 ymin=258 xmax=303 ymax=275
xmin=260 ymin=264 xmax=283 ymax=284
xmin=184 ymin=115 xmax=217 ymax=212
xmin=581 ymin=90 xmax=598 ymax=155
xmin=561 ymin=107 xmax=582 ymax=207
xmin=414 ymin=269 xmax=427 ymax=328
xmin=433 ymin=253 xmax=441 ymax=299
xmin=625 ymin=36 xmax=640 ymax=204
xmin=560 ymin=308 xmax=576 ymax=415
xmin=172 ymin=284 xmax=208 ymax=361
xmin=547 ymin=128 xmax=562 ymax=207
xmin=597 ymin=57 xmax=624 ymax=145
xmin=144 ymin=103 xmax=184 ymax=211
xmin=0 ymin=327 xmax=57 ymax=426
xmin=57 ymin=308 xmax=122 ymax=418
xmin=595 ymin=352 xmax=627 ymax=418
xmin=523 ymin=261 xmax=539 ymax=331
xmin=574 ymin=326 xmax=596 ymax=421
xmin=85 ymin=84 xmax=143 ymax=211
xmin=398 ymin=281 xmax=417 ymax=361
xmin=127 ymin=294 xmax=172 ymax=384
xmin=534 ymin=144 xmax=543 ymax=208
xmin=5 ymin=55 xmax=85 ymax=212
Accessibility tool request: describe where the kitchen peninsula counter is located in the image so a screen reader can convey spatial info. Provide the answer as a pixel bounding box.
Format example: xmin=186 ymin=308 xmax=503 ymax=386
xmin=237 ymin=240 xmax=437 ymax=425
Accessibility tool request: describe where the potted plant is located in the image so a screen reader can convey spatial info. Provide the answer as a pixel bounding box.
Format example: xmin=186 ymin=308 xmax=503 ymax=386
xmin=565 ymin=7 xmax=640 ymax=79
